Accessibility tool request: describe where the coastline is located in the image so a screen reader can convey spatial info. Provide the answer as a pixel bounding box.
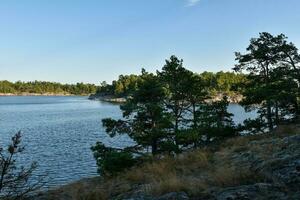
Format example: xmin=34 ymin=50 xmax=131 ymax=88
xmin=88 ymin=93 xmax=243 ymax=104
xmin=0 ymin=93 xmax=88 ymax=97
xmin=88 ymin=94 xmax=127 ymax=103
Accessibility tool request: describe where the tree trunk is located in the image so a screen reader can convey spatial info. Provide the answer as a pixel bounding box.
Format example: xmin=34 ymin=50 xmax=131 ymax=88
xmin=175 ymin=118 xmax=178 ymax=132
xmin=192 ymin=103 xmax=197 ymax=128
xmin=266 ymin=100 xmax=274 ymax=131
xmin=285 ymin=53 xmax=300 ymax=117
xmin=275 ymin=101 xmax=279 ymax=125
xmin=151 ymin=139 xmax=158 ymax=155
xmin=174 ymin=101 xmax=179 ymax=133
xmin=296 ymin=97 xmax=300 ymax=116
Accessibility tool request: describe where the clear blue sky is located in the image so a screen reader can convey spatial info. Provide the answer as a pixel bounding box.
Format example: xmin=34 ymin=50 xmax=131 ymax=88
xmin=1 ymin=0 xmax=300 ymax=84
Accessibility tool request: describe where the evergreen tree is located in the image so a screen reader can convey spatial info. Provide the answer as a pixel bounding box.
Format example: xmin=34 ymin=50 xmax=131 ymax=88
xmin=273 ymin=34 xmax=300 ymax=115
xmin=157 ymin=55 xmax=193 ymax=133
xmin=234 ymin=32 xmax=299 ymax=130
xmin=186 ymin=74 xmax=208 ymax=128
xmin=92 ymin=56 xmax=237 ymax=174
xmin=197 ymin=97 xmax=235 ymax=142
xmin=92 ymin=70 xmax=174 ymax=174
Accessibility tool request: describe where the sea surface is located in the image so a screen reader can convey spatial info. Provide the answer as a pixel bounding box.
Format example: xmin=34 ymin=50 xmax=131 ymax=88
xmin=0 ymin=96 xmax=256 ymax=188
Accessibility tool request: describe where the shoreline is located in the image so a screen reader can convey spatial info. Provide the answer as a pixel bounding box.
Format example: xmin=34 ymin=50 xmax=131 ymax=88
xmin=88 ymin=94 xmax=127 ymax=103
xmin=88 ymin=93 xmax=244 ymax=104
xmin=0 ymin=93 xmax=89 ymax=97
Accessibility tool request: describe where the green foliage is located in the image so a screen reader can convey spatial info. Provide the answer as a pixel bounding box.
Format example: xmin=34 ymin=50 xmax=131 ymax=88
xmin=93 ymin=70 xmax=177 ymax=174
xmin=91 ymin=142 xmax=136 ymax=176
xmin=235 ymin=32 xmax=300 ymax=131
xmin=0 ymin=80 xmax=98 ymax=95
xmin=186 ymin=74 xmax=209 ymax=128
xmin=0 ymin=80 xmax=16 ymax=93
xmin=0 ymin=132 xmax=44 ymax=199
xmin=200 ymin=71 xmax=247 ymax=95
xmin=101 ymin=70 xmax=173 ymax=156
xmin=93 ymin=56 xmax=238 ymax=175
xmin=158 ymin=55 xmax=193 ymax=132
xmin=92 ymin=32 xmax=300 ymax=176
xmin=238 ymin=118 xmax=266 ymax=135
xmin=96 ymin=74 xmax=140 ymax=97
xmin=95 ymin=69 xmax=247 ymax=99
xmin=198 ymin=97 xmax=234 ymax=129
xmin=195 ymin=97 xmax=236 ymax=143
xmin=175 ymin=129 xmax=201 ymax=148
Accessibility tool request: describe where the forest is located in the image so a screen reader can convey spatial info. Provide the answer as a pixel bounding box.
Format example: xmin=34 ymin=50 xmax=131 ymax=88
xmin=94 ymin=71 xmax=247 ymax=98
xmin=0 ymin=81 xmax=98 ymax=95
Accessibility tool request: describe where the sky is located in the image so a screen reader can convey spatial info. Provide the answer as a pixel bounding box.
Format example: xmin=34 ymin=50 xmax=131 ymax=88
xmin=1 ymin=0 xmax=300 ymax=84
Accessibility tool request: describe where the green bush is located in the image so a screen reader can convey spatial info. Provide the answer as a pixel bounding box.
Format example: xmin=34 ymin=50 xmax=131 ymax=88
xmin=91 ymin=142 xmax=136 ymax=176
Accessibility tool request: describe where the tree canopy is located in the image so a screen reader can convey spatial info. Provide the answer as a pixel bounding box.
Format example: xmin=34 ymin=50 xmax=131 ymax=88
xmin=92 ymin=32 xmax=300 ymax=176
xmin=234 ymin=32 xmax=300 ymax=131
xmin=0 ymin=80 xmax=98 ymax=95
xmin=92 ymin=57 xmax=237 ymax=175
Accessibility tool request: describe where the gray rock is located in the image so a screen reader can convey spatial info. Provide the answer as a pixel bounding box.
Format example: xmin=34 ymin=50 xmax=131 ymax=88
xmin=209 ymin=134 xmax=300 ymax=200
xmin=156 ymin=192 xmax=189 ymax=200
xmin=215 ymin=183 xmax=287 ymax=200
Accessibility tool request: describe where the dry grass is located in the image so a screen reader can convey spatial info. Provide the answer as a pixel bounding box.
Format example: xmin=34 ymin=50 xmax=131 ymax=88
xmin=43 ymin=146 xmax=267 ymax=199
xmin=120 ymin=148 xmax=262 ymax=196
xmin=42 ymin=124 xmax=299 ymax=199
xmin=41 ymin=179 xmax=109 ymax=200
xmin=148 ymin=173 xmax=187 ymax=195
xmin=123 ymin=149 xmax=210 ymax=184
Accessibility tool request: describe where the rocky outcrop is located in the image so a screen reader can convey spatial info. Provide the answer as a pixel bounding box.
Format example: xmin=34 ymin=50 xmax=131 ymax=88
xmin=207 ymin=93 xmax=243 ymax=103
xmin=156 ymin=192 xmax=189 ymax=200
xmin=122 ymin=192 xmax=189 ymax=200
xmin=206 ymin=134 xmax=300 ymax=200
xmin=213 ymin=183 xmax=288 ymax=200
xmin=125 ymin=134 xmax=300 ymax=200
xmin=33 ymin=130 xmax=300 ymax=200
xmin=88 ymin=94 xmax=126 ymax=103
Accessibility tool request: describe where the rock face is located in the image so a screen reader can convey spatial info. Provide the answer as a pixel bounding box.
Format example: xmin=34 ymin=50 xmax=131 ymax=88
xmin=213 ymin=183 xmax=287 ymax=200
xmin=123 ymin=192 xmax=189 ymax=200
xmin=208 ymin=134 xmax=300 ymax=200
xmin=156 ymin=192 xmax=189 ymax=200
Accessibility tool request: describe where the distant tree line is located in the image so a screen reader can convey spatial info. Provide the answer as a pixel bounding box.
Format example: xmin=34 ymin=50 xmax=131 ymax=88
xmin=95 ymin=71 xmax=247 ymax=98
xmin=92 ymin=32 xmax=300 ymax=176
xmin=0 ymin=80 xmax=98 ymax=95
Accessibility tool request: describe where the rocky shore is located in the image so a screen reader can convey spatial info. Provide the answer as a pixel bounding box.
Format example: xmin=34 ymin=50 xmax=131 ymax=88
xmin=34 ymin=124 xmax=300 ymax=200
xmin=210 ymin=93 xmax=243 ymax=104
xmin=88 ymin=94 xmax=126 ymax=103
xmin=88 ymin=93 xmax=243 ymax=104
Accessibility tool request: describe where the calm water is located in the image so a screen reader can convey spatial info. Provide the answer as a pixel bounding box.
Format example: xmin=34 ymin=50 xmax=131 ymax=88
xmin=0 ymin=96 xmax=256 ymax=188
